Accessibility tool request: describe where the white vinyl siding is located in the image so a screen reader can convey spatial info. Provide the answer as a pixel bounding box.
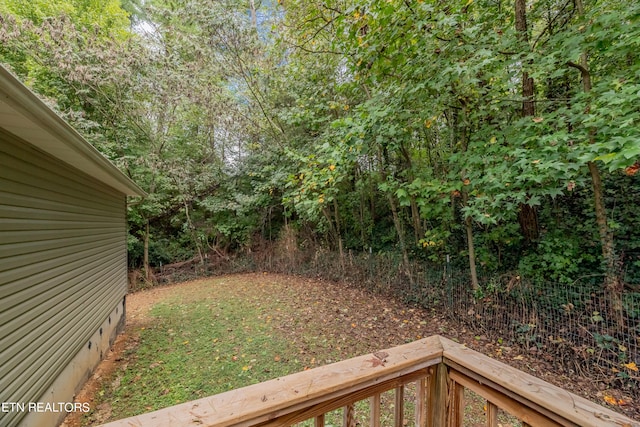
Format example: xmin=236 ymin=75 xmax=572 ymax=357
xmin=0 ymin=130 xmax=127 ymax=427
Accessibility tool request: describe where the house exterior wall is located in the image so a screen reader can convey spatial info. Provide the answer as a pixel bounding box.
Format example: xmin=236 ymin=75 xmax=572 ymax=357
xmin=0 ymin=129 xmax=129 ymax=427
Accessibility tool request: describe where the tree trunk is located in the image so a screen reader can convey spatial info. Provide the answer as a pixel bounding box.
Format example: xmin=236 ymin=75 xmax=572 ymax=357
xmin=249 ymin=0 xmax=258 ymax=28
xmin=333 ymin=198 xmax=345 ymax=272
xmin=465 ymin=217 xmax=480 ymax=291
xmin=410 ymin=196 xmax=423 ymax=246
xmin=398 ymin=141 xmax=424 ymax=245
xmin=515 ymin=0 xmax=540 ymax=243
xmin=321 ymin=202 xmax=344 ymax=272
xmin=462 ymin=191 xmax=480 ymax=291
xmin=447 ymin=106 xmax=479 ymax=291
xmin=144 ymin=219 xmax=150 ymax=282
xmin=184 ymin=201 xmax=204 ymax=265
xmin=572 ymin=0 xmax=621 ymax=315
xmin=515 ymin=0 xmax=535 ymax=115
xmin=379 ymin=147 xmax=412 ymax=281
xmin=388 ymin=194 xmax=411 ymax=280
xmin=588 ymin=161 xmax=615 ymax=271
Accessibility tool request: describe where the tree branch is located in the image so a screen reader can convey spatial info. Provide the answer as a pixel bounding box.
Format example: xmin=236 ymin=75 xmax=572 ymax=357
xmin=566 ymin=60 xmax=589 ymax=80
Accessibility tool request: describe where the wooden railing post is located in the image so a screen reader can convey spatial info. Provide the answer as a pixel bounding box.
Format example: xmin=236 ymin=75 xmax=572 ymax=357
xmin=427 ymin=362 xmax=464 ymax=427
xmin=428 ymin=363 xmax=448 ymax=427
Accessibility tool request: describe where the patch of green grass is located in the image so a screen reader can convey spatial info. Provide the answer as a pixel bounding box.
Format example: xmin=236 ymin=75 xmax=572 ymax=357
xmin=106 ymin=296 xmax=304 ymax=419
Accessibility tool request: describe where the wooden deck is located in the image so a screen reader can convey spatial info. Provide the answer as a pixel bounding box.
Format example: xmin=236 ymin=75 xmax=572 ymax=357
xmin=100 ymin=335 xmax=638 ymax=427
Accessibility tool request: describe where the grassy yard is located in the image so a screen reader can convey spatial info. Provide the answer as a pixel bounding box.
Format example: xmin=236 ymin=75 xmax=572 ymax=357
xmin=80 ymin=274 xmax=527 ymax=425
xmin=111 ymin=297 xmax=302 ymax=413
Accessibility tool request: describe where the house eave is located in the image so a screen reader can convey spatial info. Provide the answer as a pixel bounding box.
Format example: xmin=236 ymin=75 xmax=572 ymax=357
xmin=0 ymin=65 xmax=146 ymax=197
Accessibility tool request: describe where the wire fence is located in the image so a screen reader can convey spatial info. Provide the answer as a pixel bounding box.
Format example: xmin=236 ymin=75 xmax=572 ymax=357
xmin=439 ymin=271 xmax=639 ymax=386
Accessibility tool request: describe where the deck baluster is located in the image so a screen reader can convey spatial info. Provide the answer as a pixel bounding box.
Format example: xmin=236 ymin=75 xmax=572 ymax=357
xmin=486 ymin=401 xmax=498 ymax=427
xmin=416 ymin=376 xmax=429 ymax=427
xmin=448 ymin=381 xmax=464 ymax=427
xmin=394 ymin=385 xmax=404 ymax=427
xmin=343 ymin=404 xmax=355 ymax=427
xmin=370 ymin=393 xmax=381 ymax=427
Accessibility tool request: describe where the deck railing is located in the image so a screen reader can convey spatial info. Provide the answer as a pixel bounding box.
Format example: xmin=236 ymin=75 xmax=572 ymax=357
xmin=100 ymin=335 xmax=638 ymax=427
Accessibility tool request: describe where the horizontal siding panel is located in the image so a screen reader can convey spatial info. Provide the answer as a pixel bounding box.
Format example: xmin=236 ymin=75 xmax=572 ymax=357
xmin=0 ymin=169 xmax=123 ymax=209
xmin=0 ymin=256 xmax=125 ymax=349
xmin=0 ymin=163 xmax=125 ymax=201
xmin=0 ymin=204 xmax=119 ymax=222
xmin=0 ymin=228 xmax=108 ymax=245
xmin=0 ymin=230 xmax=120 ymax=259
xmin=0 ymin=218 xmax=123 ymax=232
xmin=0 ymin=161 xmax=122 ymax=211
xmin=0 ymin=230 xmax=121 ymax=262
xmin=3 ymin=265 xmax=125 ymax=407
xmin=0 ymin=188 xmax=123 ymax=218
xmin=0 ymin=238 xmax=124 ymax=305
xmin=0 ymin=178 xmax=122 ymax=215
xmin=1 ymin=255 xmax=125 ymax=383
xmin=0 ymin=132 xmax=129 ymax=426
xmin=0 ymin=241 xmax=121 ymax=332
